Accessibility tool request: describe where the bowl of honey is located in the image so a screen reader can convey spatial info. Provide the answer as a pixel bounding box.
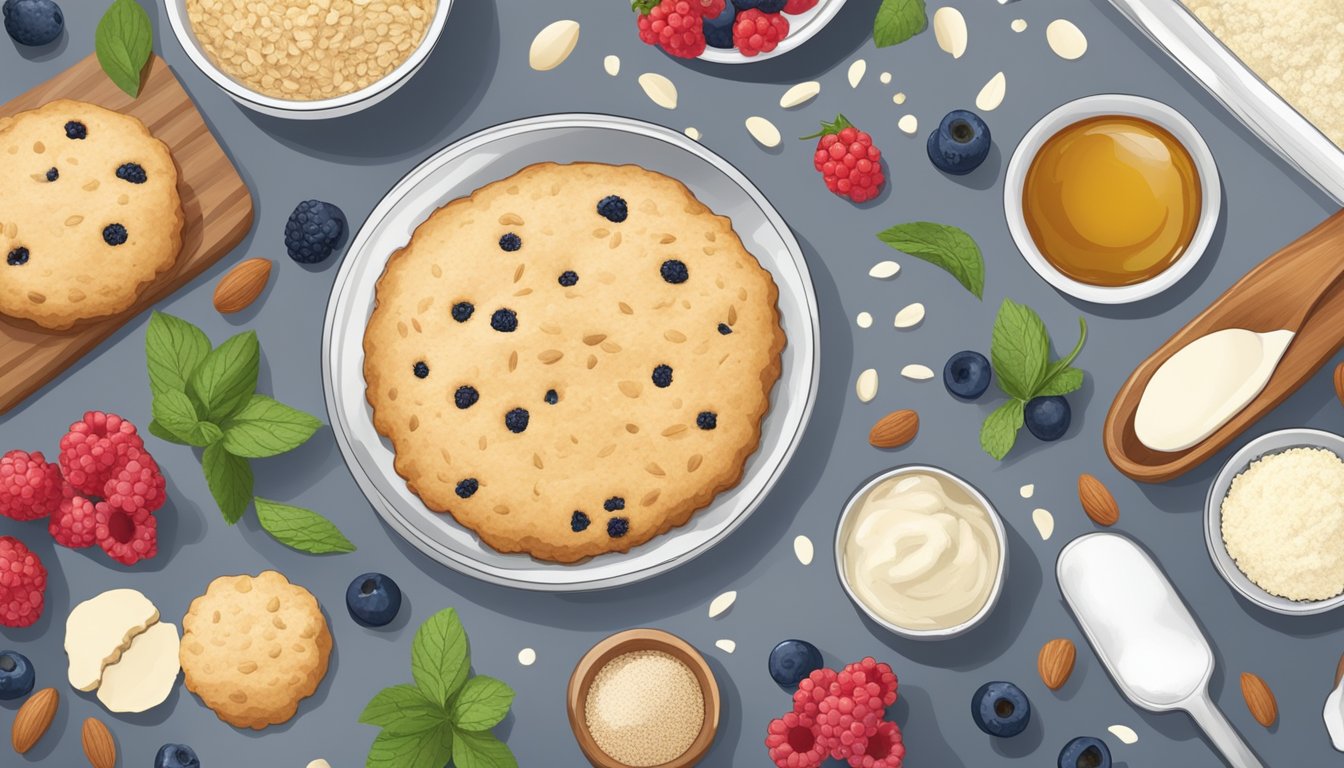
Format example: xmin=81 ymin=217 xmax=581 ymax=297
xmin=1004 ymin=94 xmax=1221 ymax=304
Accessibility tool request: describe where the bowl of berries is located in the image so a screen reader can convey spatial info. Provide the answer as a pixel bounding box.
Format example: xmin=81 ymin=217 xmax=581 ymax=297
xmin=633 ymin=0 xmax=848 ymax=64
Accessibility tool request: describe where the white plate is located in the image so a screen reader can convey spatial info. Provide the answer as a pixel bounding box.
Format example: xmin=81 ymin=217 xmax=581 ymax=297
xmin=699 ymin=0 xmax=848 ymax=64
xmin=322 ymin=114 xmax=819 ymax=592
xmin=1004 ymin=94 xmax=1221 ymax=305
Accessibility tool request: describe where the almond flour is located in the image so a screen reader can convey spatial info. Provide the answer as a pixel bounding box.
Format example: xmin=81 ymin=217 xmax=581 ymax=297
xmin=585 ymin=650 xmax=704 ymax=767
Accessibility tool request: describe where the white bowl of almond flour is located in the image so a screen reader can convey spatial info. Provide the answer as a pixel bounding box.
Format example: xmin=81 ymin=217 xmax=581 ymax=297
xmin=165 ymin=0 xmax=453 ymax=119
xmin=1207 ymin=428 xmax=1344 ymax=615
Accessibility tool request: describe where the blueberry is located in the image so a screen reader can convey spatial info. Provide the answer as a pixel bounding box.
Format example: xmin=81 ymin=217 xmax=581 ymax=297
xmin=943 ymin=350 xmax=992 ymax=400
xmin=7 ymin=247 xmax=28 ymax=266
xmin=155 ymin=744 xmax=201 ymax=768
xmin=504 ymin=407 xmax=529 ymax=433
xmin=115 ymin=162 xmax=146 ymax=184
xmin=412 ymin=361 xmax=429 ymax=379
xmin=544 ymin=389 xmax=558 ymax=405
xmin=558 ymin=270 xmax=578 ymax=287
xmin=44 ymin=167 xmax=57 ymax=182
xmin=0 ymin=650 xmax=34 ymax=700
xmin=499 ymin=232 xmax=521 ymax=252
xmin=732 ymin=0 xmax=787 ymax=11
xmin=703 ymin=2 xmax=737 ymax=48
xmin=971 ymin=681 xmax=1031 ymax=738
xmin=1024 ymin=396 xmax=1071 ymax=441
xmin=490 ymin=308 xmax=518 ymax=332
xmin=571 ymin=511 xmax=590 ymax=532
xmin=455 ymin=478 xmax=478 ymax=498
xmin=604 ymin=497 xmax=625 ymax=512
xmin=346 ymin=572 xmax=402 ymax=628
xmin=3 ymin=0 xmax=62 ymax=46
xmin=696 ymin=411 xmax=717 ymax=430
xmin=1058 ymin=737 xmax=1111 ymax=768
xmin=607 ymin=517 xmax=629 ymax=538
xmin=102 ymin=223 xmax=127 ymax=246
xmin=63 ymin=120 xmax=85 ymax=140
xmin=284 ymin=199 xmax=346 ymax=264
xmin=455 ymin=386 xmax=478 ymax=409
xmin=596 ymin=195 xmax=628 ymax=223
xmin=660 ymin=259 xmax=689 ymax=284
xmin=451 ymin=301 xmax=474 ymax=322
xmin=768 ymin=639 xmax=823 ymax=689
xmin=927 ymin=109 xmax=992 ymax=176
xmin=717 ymin=322 xmax=732 ymax=335
xmin=651 ymin=364 xmax=673 ymax=388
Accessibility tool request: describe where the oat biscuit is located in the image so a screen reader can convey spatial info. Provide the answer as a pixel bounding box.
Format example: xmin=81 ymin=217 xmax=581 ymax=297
xmin=0 ymin=99 xmax=183 ymax=330
xmin=363 ymin=162 xmax=785 ymax=563
xmin=180 ymin=571 xmax=332 ymax=730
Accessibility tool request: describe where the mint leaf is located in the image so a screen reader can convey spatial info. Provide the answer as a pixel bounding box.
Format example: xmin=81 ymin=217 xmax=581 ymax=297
xmin=147 ymin=419 xmax=189 ymax=445
xmin=980 ymin=399 xmax=1025 ymax=461
xmin=189 ymin=331 xmax=259 ymax=422
xmin=254 ymin=498 xmax=354 ymax=554
xmin=95 ymin=0 xmax=153 ymax=97
xmin=151 ymin=390 xmax=215 ymax=446
xmin=221 ymin=395 xmax=323 ymax=458
xmin=1041 ymin=317 xmax=1088 ymax=389
xmin=367 ymin=726 xmax=454 ymax=768
xmin=1036 ymin=367 xmax=1084 ymax=397
xmin=873 ymin=0 xmax=927 ymax=48
xmin=452 ymin=729 xmax=517 ymax=768
xmin=877 ymin=222 xmax=984 ymax=298
xmin=145 ymin=312 xmax=211 ymax=400
xmin=451 ymin=676 xmax=514 ymax=732
xmin=991 ymin=299 xmax=1050 ymax=401
xmin=202 ymin=442 xmax=252 ymax=524
xmin=360 ymin=685 xmax=446 ymax=734
xmin=412 ymin=609 xmax=470 ymax=707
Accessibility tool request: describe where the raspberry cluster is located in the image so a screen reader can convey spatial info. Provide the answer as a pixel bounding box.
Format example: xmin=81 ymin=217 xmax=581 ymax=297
xmin=808 ymin=114 xmax=886 ymax=204
xmin=766 ymin=658 xmax=906 ymax=768
xmin=632 ymin=0 xmax=801 ymax=59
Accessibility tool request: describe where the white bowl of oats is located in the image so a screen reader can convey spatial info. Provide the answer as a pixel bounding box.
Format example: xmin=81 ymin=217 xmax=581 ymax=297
xmin=166 ymin=0 xmax=452 ymax=120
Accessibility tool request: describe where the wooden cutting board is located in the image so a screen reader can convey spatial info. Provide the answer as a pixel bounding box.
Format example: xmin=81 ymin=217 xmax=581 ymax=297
xmin=0 ymin=53 xmax=253 ymax=415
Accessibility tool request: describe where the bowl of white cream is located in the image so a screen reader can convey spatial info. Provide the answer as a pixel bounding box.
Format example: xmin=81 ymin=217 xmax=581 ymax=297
xmin=835 ymin=466 xmax=1008 ymax=639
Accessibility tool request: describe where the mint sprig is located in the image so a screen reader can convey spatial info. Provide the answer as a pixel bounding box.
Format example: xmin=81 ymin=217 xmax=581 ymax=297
xmin=979 ymin=300 xmax=1087 ymax=460
xmin=144 ymin=311 xmax=351 ymax=554
xmin=877 ymin=222 xmax=985 ymax=299
xmin=95 ymin=0 xmax=153 ymax=97
xmin=874 ymin=0 xmax=927 ymax=48
xmin=360 ymin=609 xmax=517 ymax=768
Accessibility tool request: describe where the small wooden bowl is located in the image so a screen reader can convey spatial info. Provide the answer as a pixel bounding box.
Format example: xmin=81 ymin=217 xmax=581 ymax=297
xmin=567 ymin=629 xmax=721 ymax=768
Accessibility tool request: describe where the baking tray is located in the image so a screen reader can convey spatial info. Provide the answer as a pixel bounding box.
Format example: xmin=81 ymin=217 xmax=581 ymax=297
xmin=322 ymin=114 xmax=819 ymax=592
xmin=1108 ymin=0 xmax=1344 ymax=205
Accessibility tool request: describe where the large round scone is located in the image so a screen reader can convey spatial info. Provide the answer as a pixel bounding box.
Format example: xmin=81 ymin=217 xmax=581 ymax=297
xmin=180 ymin=571 xmax=332 ymax=730
xmin=364 ymin=162 xmax=784 ymax=563
xmin=0 ymin=99 xmax=183 ymax=330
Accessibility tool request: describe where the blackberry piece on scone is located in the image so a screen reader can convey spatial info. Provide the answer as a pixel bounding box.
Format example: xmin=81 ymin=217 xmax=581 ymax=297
xmin=284 ymin=200 xmax=346 ymax=264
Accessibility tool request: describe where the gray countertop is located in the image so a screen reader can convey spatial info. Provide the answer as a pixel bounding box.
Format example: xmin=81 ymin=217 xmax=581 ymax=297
xmin=1 ymin=0 xmax=1341 ymax=765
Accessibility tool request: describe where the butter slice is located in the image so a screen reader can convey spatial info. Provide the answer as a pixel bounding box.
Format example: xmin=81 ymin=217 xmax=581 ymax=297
xmin=66 ymin=589 xmax=160 ymax=692
xmin=97 ymin=622 xmax=181 ymax=713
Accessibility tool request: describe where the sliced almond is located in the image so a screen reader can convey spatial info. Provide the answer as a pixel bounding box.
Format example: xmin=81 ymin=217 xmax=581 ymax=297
xmin=1020 ymin=484 xmax=1035 ymax=499
xmin=213 ymin=258 xmax=273 ymax=314
xmin=869 ymin=410 xmax=919 ymax=449
xmin=1038 ymin=638 xmax=1077 ymax=690
xmin=715 ymin=639 xmax=737 ymax=654
xmin=1032 ymin=508 xmax=1055 ymax=540
xmin=708 ymin=591 xmax=736 ymax=618
xmin=529 ymin=20 xmax=581 ymax=71
xmin=517 ymin=648 xmax=537 ymax=666
xmin=780 ymin=81 xmax=821 ymax=109
xmin=897 ymin=115 xmax=919 ymax=134
xmin=684 ymin=126 xmax=702 ymax=141
xmin=603 ymin=54 xmax=620 ymax=76
xmin=1078 ymin=473 xmax=1120 ymax=526
xmin=638 ymin=73 xmax=678 ymax=109
xmin=1011 ymin=18 xmax=1028 ymax=33
xmin=892 ymin=92 xmax=907 ymax=105
xmin=12 ymin=688 xmax=58 ymax=754
xmin=82 ymin=717 xmax=117 ymax=768
xmin=869 ymin=261 xmax=900 ymax=279
xmin=893 ymin=303 xmax=925 ymax=328
xmin=933 ymin=7 xmax=968 ymax=58
xmin=745 ymin=116 xmax=781 ymax=148
xmin=900 ymin=364 xmax=934 ymax=381
xmin=879 ymin=72 xmax=892 ymax=85
xmin=1047 ymin=19 xmax=1088 ymax=61
xmin=1241 ymin=672 xmax=1278 ymax=727
xmin=1107 ymin=725 xmax=1139 ymax=745
xmin=847 ymin=59 xmax=867 ymax=88
xmin=856 ymin=311 xmax=873 ymax=329
xmin=856 ymin=369 xmax=879 ymax=402
xmin=793 ymin=535 xmax=814 ymax=566
xmin=976 ymin=71 xmax=1007 ymax=112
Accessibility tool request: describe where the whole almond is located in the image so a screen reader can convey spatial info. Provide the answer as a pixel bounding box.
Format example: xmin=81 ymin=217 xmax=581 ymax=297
xmin=213 ymin=258 xmax=272 ymax=314
xmin=11 ymin=687 xmax=58 ymax=754
xmin=1038 ymin=638 xmax=1077 ymax=691
xmin=1335 ymin=362 xmax=1344 ymax=408
xmin=82 ymin=717 xmax=116 ymax=768
xmin=1078 ymin=473 xmax=1119 ymax=527
xmin=1241 ymin=672 xmax=1278 ymax=727
xmin=869 ymin=410 xmax=919 ymax=448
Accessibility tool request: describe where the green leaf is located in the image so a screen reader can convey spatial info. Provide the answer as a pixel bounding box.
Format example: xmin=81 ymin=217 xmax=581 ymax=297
xmin=151 ymin=390 xmax=214 ymax=446
xmin=451 ymin=729 xmax=518 ymax=768
xmin=95 ymin=0 xmax=153 ymax=97
xmin=366 ymin=726 xmax=454 ymax=768
xmin=202 ymin=442 xmax=253 ymax=524
xmin=1040 ymin=317 xmax=1088 ymax=390
xmin=147 ymin=419 xmax=189 ymax=445
xmin=412 ymin=609 xmax=471 ymax=708
xmin=360 ymin=685 xmax=446 ymax=734
xmin=450 ymin=676 xmax=514 ymax=732
xmin=145 ymin=312 xmax=212 ymax=401
xmin=990 ymin=299 xmax=1050 ymax=401
xmin=876 ymin=222 xmax=984 ymax=298
xmin=221 ymin=395 xmax=323 ymax=458
xmin=873 ymin=0 xmax=928 ymax=48
xmin=1035 ymin=367 xmax=1084 ymax=397
xmin=980 ymin=399 xmax=1025 ymax=461
xmin=254 ymin=497 xmax=355 ymax=554
xmin=188 ymin=330 xmax=259 ymax=422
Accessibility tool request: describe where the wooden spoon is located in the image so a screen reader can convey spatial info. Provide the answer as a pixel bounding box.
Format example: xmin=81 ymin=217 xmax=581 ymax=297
xmin=1105 ymin=210 xmax=1344 ymax=482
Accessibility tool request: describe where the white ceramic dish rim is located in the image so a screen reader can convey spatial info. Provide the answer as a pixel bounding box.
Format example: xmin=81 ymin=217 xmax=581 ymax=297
xmin=1003 ymin=93 xmax=1222 ymax=305
xmin=834 ymin=465 xmax=1009 ymax=640
xmin=321 ymin=113 xmax=820 ymax=592
xmin=1204 ymin=427 xmax=1344 ymax=616
xmin=163 ymin=0 xmax=453 ymax=115
xmin=697 ymin=0 xmax=848 ymax=64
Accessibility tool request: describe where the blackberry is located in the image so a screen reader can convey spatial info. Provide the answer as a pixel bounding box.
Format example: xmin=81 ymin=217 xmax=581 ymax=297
xmin=64 ymin=120 xmax=86 ymax=140
xmin=451 ymin=301 xmax=474 ymax=322
xmin=604 ymin=497 xmax=625 ymax=512
xmin=6 ymin=247 xmax=29 ymax=266
xmin=115 ymin=163 xmax=147 ymax=184
xmin=660 ymin=259 xmax=688 ymax=284
xmin=102 ymin=223 xmax=127 ymax=246
xmin=412 ymin=361 xmax=429 ymax=379
xmin=455 ymin=386 xmax=479 ymax=409
xmin=504 ymin=408 xmax=529 ymax=433
xmin=558 ymin=270 xmax=578 ymax=287
xmin=607 ymin=517 xmax=629 ymax=538
xmin=697 ymin=411 xmax=717 ymax=430
xmin=596 ymin=195 xmax=629 ymax=223
xmin=544 ymin=389 xmax=558 ymax=405
xmin=284 ymin=199 xmax=346 ymax=264
xmin=718 ymin=323 xmax=732 ymax=335
xmin=44 ymin=167 xmax=57 ymax=182
xmin=651 ymin=364 xmax=673 ymax=388
xmin=499 ymin=233 xmax=521 ymax=252
xmin=455 ymin=479 xmax=478 ymax=499
xmin=570 ymin=511 xmax=590 ymax=533
xmin=490 ymin=308 xmax=518 ymax=332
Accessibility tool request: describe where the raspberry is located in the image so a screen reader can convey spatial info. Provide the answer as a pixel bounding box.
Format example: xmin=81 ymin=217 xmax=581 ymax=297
xmin=766 ymin=711 xmax=829 ymax=768
xmin=784 ymin=0 xmax=819 ymax=12
xmin=95 ymin=504 xmax=158 ymax=566
xmin=793 ymin=667 xmax=839 ymax=719
xmin=817 ymin=682 xmax=885 ymax=759
xmin=49 ymin=493 xmax=100 ymax=549
xmin=59 ymin=411 xmax=144 ymax=496
xmin=0 ymin=450 xmax=63 ymax=521
xmin=848 ymin=720 xmax=905 ymax=768
xmin=102 ymin=448 xmax=166 ymax=514
xmin=695 ymin=0 xmax=726 ymax=15
xmin=0 ymin=536 xmax=46 ymax=628
xmin=634 ymin=0 xmax=707 ymax=59
xmin=808 ymin=114 xmax=886 ymax=203
xmin=842 ymin=657 xmax=899 ymax=708
xmin=732 ymin=9 xmax=789 ymax=57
